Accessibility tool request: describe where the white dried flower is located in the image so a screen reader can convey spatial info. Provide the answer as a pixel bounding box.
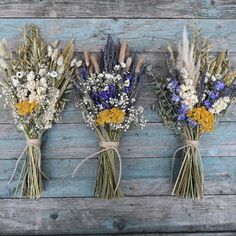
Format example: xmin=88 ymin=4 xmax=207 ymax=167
xmin=0 ymin=39 xmax=11 ymax=58
xmin=70 ymin=58 xmax=76 ymax=67
xmin=76 ymin=60 xmax=83 ymax=67
xmin=124 ymin=79 xmax=130 ymax=87
xmin=51 ymin=49 xmax=59 ymax=61
xmin=114 ymin=65 xmax=120 ymax=71
xmin=47 ymin=46 xmax=53 ymax=57
xmin=57 ymin=56 xmax=64 ymax=66
xmin=40 ymin=77 xmax=47 ymax=88
xmin=209 ymin=97 xmax=230 ymax=114
xmin=211 ymin=75 xmax=216 ymax=81
xmin=0 ymin=58 xmax=8 ymax=69
xmin=37 ymin=86 xmax=47 ymax=95
xmin=27 ymin=71 xmax=35 ymax=80
xmin=58 ymin=65 xmax=64 ymax=75
xmin=50 ymin=71 xmax=58 ymax=78
xmin=11 ymin=76 xmax=19 ymax=87
xmin=39 ymin=68 xmax=47 ymax=77
xmin=215 ymin=74 xmax=222 ymax=80
xmin=28 ymin=91 xmax=37 ymax=102
xmin=98 ymin=73 xmax=104 ymax=79
xmin=120 ymin=62 xmax=126 ymax=69
xmin=27 ymin=79 xmax=36 ymax=91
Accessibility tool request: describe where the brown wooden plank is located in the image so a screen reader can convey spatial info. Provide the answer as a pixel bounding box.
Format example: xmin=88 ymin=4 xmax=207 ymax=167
xmin=0 ymin=0 xmax=235 ymax=19
xmin=0 ymin=195 xmax=236 ymax=235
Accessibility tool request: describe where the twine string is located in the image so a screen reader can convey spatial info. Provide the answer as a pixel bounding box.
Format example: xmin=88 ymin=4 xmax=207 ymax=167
xmin=8 ymin=138 xmax=48 ymax=185
xmin=171 ymin=139 xmax=202 ymax=182
xmin=72 ymin=141 xmax=122 ymax=193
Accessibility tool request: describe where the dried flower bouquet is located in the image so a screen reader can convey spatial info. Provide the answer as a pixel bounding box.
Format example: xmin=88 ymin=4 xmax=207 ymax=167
xmin=0 ymin=25 xmax=78 ymax=198
xmin=151 ymin=26 xmax=236 ymax=199
xmin=73 ymin=35 xmax=147 ymax=199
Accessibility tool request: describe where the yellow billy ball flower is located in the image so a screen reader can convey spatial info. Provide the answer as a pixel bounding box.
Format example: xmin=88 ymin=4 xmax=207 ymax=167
xmin=15 ymin=101 xmax=38 ymax=116
xmin=96 ymin=108 xmax=125 ymax=126
xmin=187 ymin=106 xmax=214 ymax=133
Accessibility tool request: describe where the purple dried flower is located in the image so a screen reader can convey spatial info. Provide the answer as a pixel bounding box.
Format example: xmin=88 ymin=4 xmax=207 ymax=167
xmin=167 ymin=79 xmax=179 ymax=92
xmin=171 ymin=94 xmax=181 ymax=103
xmin=177 ymin=103 xmax=188 ymax=121
xmin=208 ymin=91 xmax=219 ymax=100
xmin=187 ymin=118 xmax=198 ymax=127
xmin=204 ymin=100 xmax=212 ymax=109
xmin=215 ymin=80 xmax=225 ymax=91
xmin=81 ymin=65 xmax=87 ymax=80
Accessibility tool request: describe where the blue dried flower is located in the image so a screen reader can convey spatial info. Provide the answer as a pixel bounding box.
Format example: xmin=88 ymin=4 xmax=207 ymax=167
xmin=108 ymin=84 xmax=116 ymax=98
xmin=215 ymin=80 xmax=225 ymax=91
xmin=178 ymin=103 xmax=188 ymax=121
xmin=187 ymin=118 xmax=198 ymax=127
xmin=204 ymin=100 xmax=212 ymax=109
xmin=208 ymin=91 xmax=219 ymax=100
xmin=167 ymin=80 xmax=179 ymax=92
xmin=171 ymin=94 xmax=181 ymax=103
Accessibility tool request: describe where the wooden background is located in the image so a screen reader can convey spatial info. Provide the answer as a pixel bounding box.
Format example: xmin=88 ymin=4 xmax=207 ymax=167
xmin=1 ymin=0 xmax=236 ymax=235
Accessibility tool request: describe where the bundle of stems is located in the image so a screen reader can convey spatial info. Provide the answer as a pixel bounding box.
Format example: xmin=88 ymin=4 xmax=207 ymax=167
xmin=172 ymin=126 xmax=203 ymax=199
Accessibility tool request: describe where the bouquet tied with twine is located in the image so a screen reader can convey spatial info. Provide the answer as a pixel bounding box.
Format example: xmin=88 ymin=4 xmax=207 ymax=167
xmin=151 ymin=25 xmax=236 ymax=199
xmin=72 ymin=35 xmax=147 ymax=199
xmin=0 ymin=25 xmax=78 ymax=198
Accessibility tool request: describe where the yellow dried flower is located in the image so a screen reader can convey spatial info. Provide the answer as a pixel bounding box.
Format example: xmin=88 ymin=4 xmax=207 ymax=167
xmin=187 ymin=106 xmax=214 ymax=133
xmin=15 ymin=101 xmax=38 ymax=116
xmin=96 ymin=108 xmax=125 ymax=126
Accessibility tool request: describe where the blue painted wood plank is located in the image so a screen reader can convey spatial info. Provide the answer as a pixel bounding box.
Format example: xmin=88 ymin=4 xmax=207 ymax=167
xmin=0 ymin=19 xmax=235 ymax=52
xmin=0 ymin=156 xmax=235 ymax=197
xmin=0 ymin=122 xmax=236 ymax=160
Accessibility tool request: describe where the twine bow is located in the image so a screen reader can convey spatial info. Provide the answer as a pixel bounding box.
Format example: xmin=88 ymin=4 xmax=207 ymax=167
xmin=171 ymin=139 xmax=202 ymax=182
xmin=72 ymin=141 xmax=122 ymax=193
xmin=8 ymin=138 xmax=48 ymax=185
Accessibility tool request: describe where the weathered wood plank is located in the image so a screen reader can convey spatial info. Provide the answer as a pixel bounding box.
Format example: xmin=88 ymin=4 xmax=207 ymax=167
xmin=0 ymin=195 xmax=236 ymax=235
xmin=0 ymin=122 xmax=236 ymax=160
xmin=0 ymin=0 xmax=235 ymax=19
xmin=0 ymin=19 xmax=236 ymax=52
xmin=1 ymin=156 xmax=236 ymax=197
xmin=121 ymin=234 xmax=236 ymax=236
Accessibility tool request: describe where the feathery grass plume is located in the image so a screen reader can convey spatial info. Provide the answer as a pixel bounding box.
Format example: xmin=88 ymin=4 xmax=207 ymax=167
xmin=72 ymin=35 xmax=147 ymax=199
xmin=0 ymin=24 xmax=77 ymax=199
xmin=151 ymin=25 xmax=236 ymax=199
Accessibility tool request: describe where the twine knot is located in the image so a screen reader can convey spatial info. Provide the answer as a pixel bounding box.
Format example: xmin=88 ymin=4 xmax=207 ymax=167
xmin=99 ymin=141 xmax=119 ymax=149
xmin=8 ymin=137 xmax=46 ymax=186
xmin=27 ymin=138 xmax=41 ymax=147
xmin=171 ymin=139 xmax=201 ymax=183
xmin=73 ymin=141 xmax=122 ymax=193
xmin=185 ymin=140 xmax=199 ymax=147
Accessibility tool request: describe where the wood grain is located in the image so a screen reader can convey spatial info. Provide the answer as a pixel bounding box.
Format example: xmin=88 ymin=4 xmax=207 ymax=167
xmin=0 ymin=2 xmax=236 ymax=235
xmin=0 ymin=19 xmax=236 ymax=53
xmin=1 ymin=156 xmax=236 ymax=198
xmin=0 ymin=122 xmax=236 ymax=160
xmin=0 ymin=196 xmax=236 ymax=235
xmin=0 ymin=0 xmax=235 ymax=19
